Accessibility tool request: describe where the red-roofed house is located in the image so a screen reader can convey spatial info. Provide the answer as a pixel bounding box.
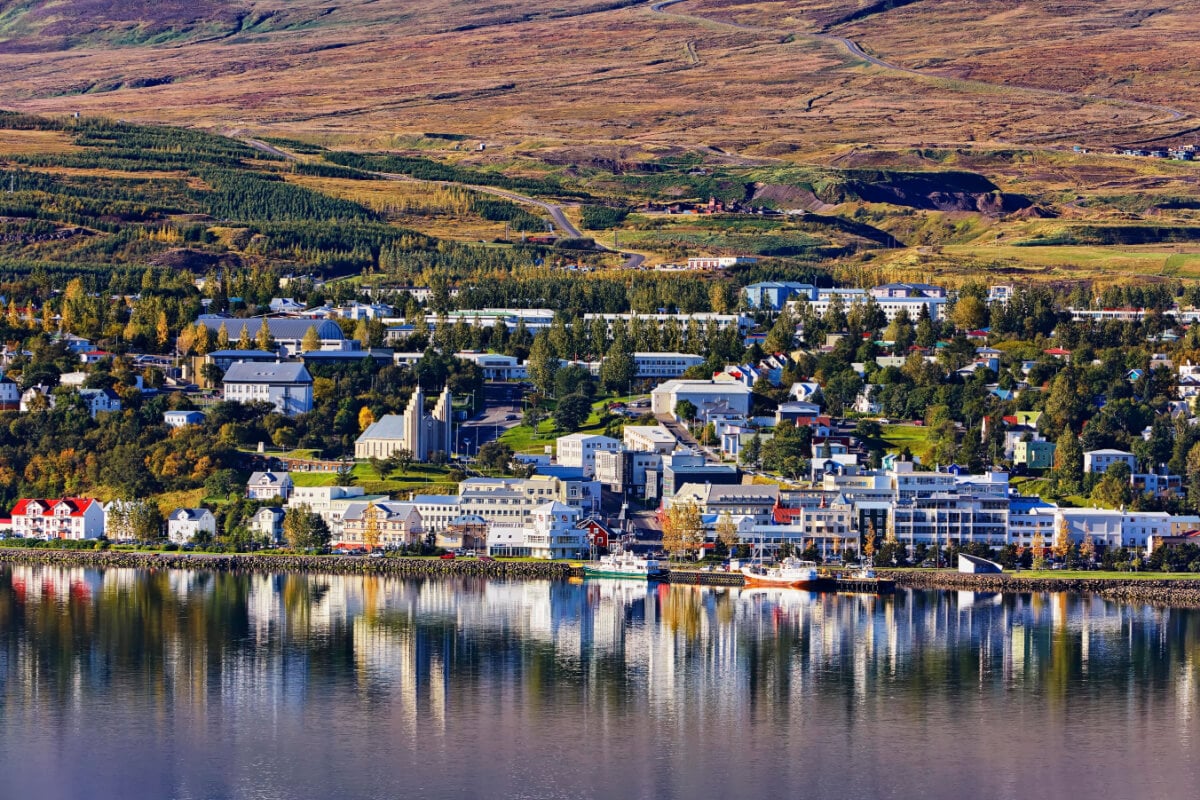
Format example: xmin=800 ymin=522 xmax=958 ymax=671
xmin=80 ymin=350 xmax=112 ymax=365
xmin=8 ymin=498 xmax=105 ymax=540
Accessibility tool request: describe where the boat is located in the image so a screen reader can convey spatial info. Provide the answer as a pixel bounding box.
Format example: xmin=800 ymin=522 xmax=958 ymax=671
xmin=741 ymin=557 xmax=821 ymax=589
xmin=583 ymin=550 xmax=666 ymax=580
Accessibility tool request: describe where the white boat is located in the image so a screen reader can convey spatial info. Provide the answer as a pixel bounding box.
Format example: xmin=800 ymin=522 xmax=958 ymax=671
xmin=583 ymin=550 xmax=666 ymax=580
xmin=741 ymin=558 xmax=821 ymax=589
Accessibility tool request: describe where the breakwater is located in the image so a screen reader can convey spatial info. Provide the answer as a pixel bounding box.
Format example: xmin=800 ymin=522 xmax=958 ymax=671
xmin=892 ymin=570 xmax=1200 ymax=605
xmin=0 ymin=548 xmax=573 ymax=579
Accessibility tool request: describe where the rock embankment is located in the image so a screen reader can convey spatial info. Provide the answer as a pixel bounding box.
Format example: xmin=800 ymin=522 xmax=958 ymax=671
xmin=0 ymin=548 xmax=573 ymax=579
xmin=892 ymin=570 xmax=1200 ymax=606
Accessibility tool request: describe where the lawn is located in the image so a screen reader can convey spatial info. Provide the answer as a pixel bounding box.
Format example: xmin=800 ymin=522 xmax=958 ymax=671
xmin=290 ymin=462 xmax=458 ymax=498
xmin=878 ymin=424 xmax=935 ymax=463
xmin=499 ymin=396 xmax=624 ymax=454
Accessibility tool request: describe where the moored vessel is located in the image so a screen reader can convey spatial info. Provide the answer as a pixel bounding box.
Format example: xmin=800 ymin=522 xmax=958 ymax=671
xmin=741 ymin=558 xmax=820 ymax=588
xmin=583 ymin=550 xmax=666 ymax=580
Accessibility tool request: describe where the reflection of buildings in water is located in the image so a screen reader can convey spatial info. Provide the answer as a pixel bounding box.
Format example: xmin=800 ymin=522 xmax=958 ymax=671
xmin=7 ymin=563 xmax=1200 ymax=746
xmin=9 ymin=564 xmax=103 ymax=604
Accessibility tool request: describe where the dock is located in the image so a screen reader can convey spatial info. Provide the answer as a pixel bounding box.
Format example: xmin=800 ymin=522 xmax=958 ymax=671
xmin=827 ymin=576 xmax=896 ymax=594
xmin=665 ymin=569 xmax=895 ymax=594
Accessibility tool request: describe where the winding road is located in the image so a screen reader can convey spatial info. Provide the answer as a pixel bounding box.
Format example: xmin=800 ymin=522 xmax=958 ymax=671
xmin=246 ymin=138 xmax=645 ymax=268
xmin=648 ymin=0 xmax=1189 ymax=140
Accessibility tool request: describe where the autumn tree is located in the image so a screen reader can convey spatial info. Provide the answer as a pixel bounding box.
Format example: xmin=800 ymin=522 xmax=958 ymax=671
xmin=194 ymin=323 xmax=212 ymax=355
xmin=663 ymin=500 xmax=704 ymax=561
xmin=301 ymin=325 xmax=321 ymax=353
xmin=1052 ymin=517 xmax=1071 ymax=561
xmin=236 ymin=324 xmax=252 ymax=350
xmin=156 ymin=310 xmax=170 ymax=350
xmin=1079 ymin=529 xmax=1096 ymax=566
xmin=358 ymin=405 xmax=376 ymax=432
xmin=716 ymin=510 xmax=739 ymax=549
xmin=1031 ymin=530 xmax=1048 ymax=570
xmin=863 ymin=521 xmax=877 ymax=562
xmin=255 ymin=319 xmax=274 ymax=351
xmin=362 ymin=502 xmax=381 ymax=551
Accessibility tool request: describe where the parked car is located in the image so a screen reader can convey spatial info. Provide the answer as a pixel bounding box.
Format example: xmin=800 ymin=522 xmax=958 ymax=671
xmin=368 ymin=551 xmax=385 ymax=559
xmin=478 ymin=555 xmax=495 ymax=563
xmin=440 ymin=552 xmax=456 ymax=560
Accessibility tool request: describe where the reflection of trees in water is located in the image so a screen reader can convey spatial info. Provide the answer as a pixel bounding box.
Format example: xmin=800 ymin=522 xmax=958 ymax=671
xmin=3 ymin=566 xmax=1200 ymax=723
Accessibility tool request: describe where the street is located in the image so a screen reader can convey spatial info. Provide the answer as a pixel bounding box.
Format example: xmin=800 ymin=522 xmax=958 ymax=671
xmin=456 ymin=382 xmax=525 ymax=458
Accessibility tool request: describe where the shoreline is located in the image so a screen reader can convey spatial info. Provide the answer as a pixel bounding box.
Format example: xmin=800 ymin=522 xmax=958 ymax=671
xmin=6 ymin=549 xmax=1200 ymax=604
xmin=889 ymin=569 xmax=1200 ymax=605
xmin=0 ymin=548 xmax=573 ymax=580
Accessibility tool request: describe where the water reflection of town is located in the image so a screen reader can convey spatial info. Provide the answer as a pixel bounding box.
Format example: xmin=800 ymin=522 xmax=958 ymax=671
xmin=3 ymin=565 xmax=1199 ymax=726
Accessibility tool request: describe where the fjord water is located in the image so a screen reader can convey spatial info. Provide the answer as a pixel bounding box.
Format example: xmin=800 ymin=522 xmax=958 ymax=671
xmin=1 ymin=566 xmax=1197 ymax=800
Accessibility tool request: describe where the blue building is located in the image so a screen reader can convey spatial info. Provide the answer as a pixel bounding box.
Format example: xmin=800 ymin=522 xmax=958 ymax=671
xmin=741 ymin=282 xmax=818 ymax=310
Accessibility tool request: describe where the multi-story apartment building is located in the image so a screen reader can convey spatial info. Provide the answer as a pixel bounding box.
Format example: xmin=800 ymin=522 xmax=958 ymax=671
xmin=7 ymin=497 xmax=105 ymax=540
xmin=338 ymin=501 xmax=424 ymax=549
xmin=556 ymin=434 xmax=620 ymax=478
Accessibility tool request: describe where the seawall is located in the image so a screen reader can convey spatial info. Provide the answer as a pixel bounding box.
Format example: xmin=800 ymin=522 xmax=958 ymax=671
xmin=891 ymin=570 xmax=1200 ymax=605
xmin=0 ymin=548 xmax=574 ymax=579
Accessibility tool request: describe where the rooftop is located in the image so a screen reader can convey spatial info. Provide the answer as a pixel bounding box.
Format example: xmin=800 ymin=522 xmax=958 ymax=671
xmin=224 ymin=362 xmax=312 ymax=384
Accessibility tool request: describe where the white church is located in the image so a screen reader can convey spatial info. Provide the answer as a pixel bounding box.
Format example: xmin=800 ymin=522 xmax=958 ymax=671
xmin=355 ymin=385 xmax=453 ymax=463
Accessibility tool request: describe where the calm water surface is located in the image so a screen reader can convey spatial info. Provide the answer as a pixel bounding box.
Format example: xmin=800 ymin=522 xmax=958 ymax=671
xmin=1 ymin=565 xmax=1198 ymax=799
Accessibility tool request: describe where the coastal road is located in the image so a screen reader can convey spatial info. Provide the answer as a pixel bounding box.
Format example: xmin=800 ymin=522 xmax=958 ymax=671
xmin=244 ymin=139 xmax=648 ymax=268
xmin=648 ymin=0 xmax=1190 ymax=138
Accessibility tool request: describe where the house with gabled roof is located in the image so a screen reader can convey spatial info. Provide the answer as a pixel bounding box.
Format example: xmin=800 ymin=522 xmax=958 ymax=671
xmin=8 ymin=497 xmax=105 ymax=540
xmin=247 ymin=471 xmax=294 ymax=501
xmin=167 ymin=508 xmax=216 ymax=544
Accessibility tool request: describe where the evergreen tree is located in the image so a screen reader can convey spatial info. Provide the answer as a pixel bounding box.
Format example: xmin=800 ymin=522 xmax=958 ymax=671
xmin=527 ymin=333 xmax=559 ymax=395
xmin=1054 ymin=428 xmax=1084 ymax=494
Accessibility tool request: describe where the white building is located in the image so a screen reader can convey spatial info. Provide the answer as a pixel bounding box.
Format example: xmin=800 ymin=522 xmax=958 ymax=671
xmin=286 ymin=486 xmax=388 ymax=537
xmin=583 ymin=312 xmax=751 ymax=335
xmin=453 ymin=352 xmax=528 ymax=381
xmin=486 ymin=501 xmax=585 ymax=559
xmin=338 ymin=501 xmax=424 ymax=549
xmin=631 ymin=352 xmax=705 ymax=379
xmin=669 ymin=483 xmax=780 ymax=524
xmin=623 ymin=425 xmax=677 ymax=453
xmin=246 ymin=471 xmax=294 ymax=501
xmin=595 ymin=450 xmax=662 ymax=494
xmin=78 ymin=388 xmax=122 ymax=418
xmin=1083 ymin=449 xmax=1138 ymax=475
xmin=164 ymin=410 xmax=205 ymax=428
xmin=8 ymin=497 xmax=105 ymax=540
xmin=167 ymin=508 xmax=216 ymax=544
xmin=458 ymin=476 xmax=564 ymax=524
xmin=686 ymin=256 xmax=757 ymax=270
xmin=0 ymin=375 xmax=18 ymax=409
xmin=423 ymin=308 xmax=556 ymax=332
xmin=354 ymin=386 xmax=452 ymax=462
xmin=222 ymin=361 xmax=314 ymax=416
xmin=251 ymin=507 xmax=286 ymax=543
xmin=651 ymin=378 xmax=753 ymax=417
xmin=556 ymin=434 xmax=620 ymax=477
xmin=411 ymin=495 xmax=462 ymax=534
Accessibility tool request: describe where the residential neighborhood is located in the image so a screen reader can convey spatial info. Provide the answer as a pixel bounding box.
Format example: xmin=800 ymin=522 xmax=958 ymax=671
xmin=2 ymin=274 xmax=1200 ymax=574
